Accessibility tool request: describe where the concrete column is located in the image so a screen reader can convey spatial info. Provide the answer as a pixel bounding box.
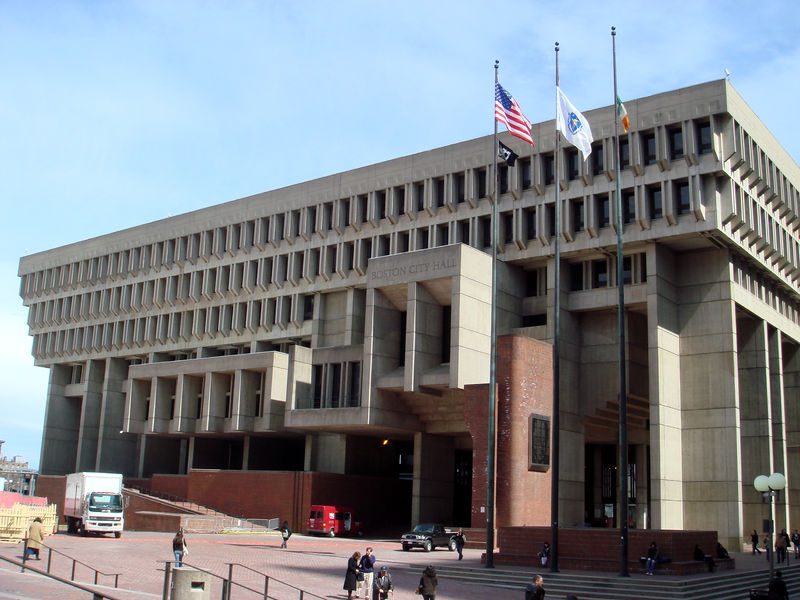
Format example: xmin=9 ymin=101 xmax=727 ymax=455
xmin=635 ymin=444 xmax=649 ymax=528
xmin=39 ymin=365 xmax=80 ymax=475
xmin=647 ymin=245 xmax=684 ymax=530
xmin=76 ymin=359 xmax=104 ymax=472
xmin=187 ymin=436 xmax=196 ymax=471
xmin=783 ymin=342 xmax=800 ymax=528
xmin=304 ymin=433 xmax=347 ymax=474
xmin=96 ymin=358 xmax=137 ymax=475
xmin=136 ymin=434 xmax=147 ymax=478
xmin=738 ymin=318 xmax=771 ymax=537
xmin=242 ymin=435 xmax=250 ymax=470
xmin=678 ymin=249 xmax=742 ymax=549
xmin=768 ymin=328 xmax=790 ymax=532
xmin=411 ymin=432 xmax=454 ymax=525
xmin=405 ymin=282 xmax=442 ymax=392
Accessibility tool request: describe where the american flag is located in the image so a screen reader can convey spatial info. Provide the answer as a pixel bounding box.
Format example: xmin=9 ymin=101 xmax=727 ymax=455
xmin=495 ymin=82 xmax=534 ymax=146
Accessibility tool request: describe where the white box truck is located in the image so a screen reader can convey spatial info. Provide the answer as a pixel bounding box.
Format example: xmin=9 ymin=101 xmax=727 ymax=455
xmin=64 ymin=472 xmax=125 ymax=538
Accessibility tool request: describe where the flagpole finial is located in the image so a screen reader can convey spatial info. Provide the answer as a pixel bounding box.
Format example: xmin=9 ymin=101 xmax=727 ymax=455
xmin=495 ymin=59 xmax=499 ymax=70
xmin=611 ymin=26 xmax=616 ymax=36
xmin=555 ymin=41 xmax=559 ymax=52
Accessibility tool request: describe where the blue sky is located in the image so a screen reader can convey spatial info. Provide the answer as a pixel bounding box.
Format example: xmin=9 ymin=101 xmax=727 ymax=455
xmin=1 ymin=1 xmax=799 ymax=469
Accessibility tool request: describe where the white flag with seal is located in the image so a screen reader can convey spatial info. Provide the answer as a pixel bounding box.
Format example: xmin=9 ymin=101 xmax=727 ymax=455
xmin=556 ymin=86 xmax=593 ymax=161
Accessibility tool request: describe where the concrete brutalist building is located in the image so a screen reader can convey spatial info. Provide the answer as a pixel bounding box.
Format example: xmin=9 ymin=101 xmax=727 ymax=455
xmin=18 ymin=80 xmax=800 ymax=547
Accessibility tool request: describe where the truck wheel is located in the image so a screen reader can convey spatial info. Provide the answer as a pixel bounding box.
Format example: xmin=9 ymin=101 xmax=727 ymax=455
xmin=79 ymin=524 xmax=87 ymax=537
xmin=66 ymin=517 xmax=76 ymax=534
xmin=424 ymin=539 xmax=432 ymax=552
xmin=114 ymin=531 xmax=122 ymax=539
xmin=402 ymin=543 xmax=410 ymax=552
xmin=328 ymin=529 xmax=335 ymax=538
xmin=448 ymin=539 xmax=456 ymax=551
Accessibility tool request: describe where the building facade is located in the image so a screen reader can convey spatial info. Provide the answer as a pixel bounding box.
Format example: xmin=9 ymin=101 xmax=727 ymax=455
xmin=18 ymin=80 xmax=800 ymax=547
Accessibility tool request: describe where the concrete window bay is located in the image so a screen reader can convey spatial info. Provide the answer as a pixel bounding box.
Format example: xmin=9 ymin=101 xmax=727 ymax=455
xmin=19 ymin=80 xmax=800 ymax=560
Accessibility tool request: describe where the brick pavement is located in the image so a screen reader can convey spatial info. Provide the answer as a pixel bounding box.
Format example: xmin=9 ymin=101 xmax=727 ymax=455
xmin=0 ymin=530 xmax=789 ymax=599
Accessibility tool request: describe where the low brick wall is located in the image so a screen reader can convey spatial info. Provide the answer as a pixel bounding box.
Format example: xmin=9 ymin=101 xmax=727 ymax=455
xmin=491 ymin=526 xmax=725 ymax=572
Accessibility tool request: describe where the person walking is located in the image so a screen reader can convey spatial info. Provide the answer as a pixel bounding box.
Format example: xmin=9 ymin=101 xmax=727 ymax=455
xmin=280 ymin=520 xmax=292 ymax=549
xmin=791 ymin=529 xmax=800 ymax=560
xmin=172 ymin=528 xmax=187 ymax=567
xmin=25 ymin=517 xmax=44 ymax=560
xmin=453 ymin=529 xmax=466 ymax=561
xmin=775 ymin=532 xmax=787 ymax=564
xmin=752 ymin=529 xmax=762 ymax=554
xmin=343 ymin=551 xmax=361 ymax=600
xmin=372 ymin=566 xmax=393 ymax=600
xmin=768 ymin=569 xmax=789 ymax=600
xmin=524 ymin=574 xmax=545 ymax=600
xmin=418 ymin=565 xmax=437 ymax=600
xmin=358 ymin=547 xmax=376 ymax=599
xmin=538 ymin=542 xmax=551 ymax=568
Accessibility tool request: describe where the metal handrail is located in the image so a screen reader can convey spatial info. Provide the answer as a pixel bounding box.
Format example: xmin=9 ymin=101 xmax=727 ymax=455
xmin=162 ymin=560 xmax=326 ymax=600
xmin=0 ymin=553 xmax=124 ymax=600
xmin=22 ymin=544 xmax=121 ymax=588
xmin=125 ymin=485 xmax=269 ymax=529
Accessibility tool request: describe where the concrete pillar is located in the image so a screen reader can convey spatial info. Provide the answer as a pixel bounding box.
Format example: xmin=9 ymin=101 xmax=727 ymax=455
xmin=242 ymin=436 xmax=250 ymax=470
xmin=39 ymin=365 xmax=80 ymax=475
xmin=739 ymin=318 xmax=771 ymax=537
xmin=76 ymin=359 xmax=104 ymax=472
xmin=187 ymin=436 xmax=195 ymax=471
xmin=769 ymin=328 xmax=790 ymax=532
xmin=304 ymin=433 xmax=347 ymax=474
xmin=411 ymin=432 xmax=454 ymax=525
xmin=678 ymin=249 xmax=742 ymax=549
xmin=783 ymin=342 xmax=800 ymax=529
xmin=647 ymin=245 xmax=684 ymax=530
xmin=405 ymin=282 xmax=441 ymax=392
xmin=96 ymin=358 xmax=137 ymax=475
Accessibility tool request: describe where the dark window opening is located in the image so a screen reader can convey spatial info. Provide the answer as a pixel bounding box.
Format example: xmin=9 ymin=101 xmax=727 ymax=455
xmin=398 ymin=312 xmax=407 ymax=367
xmin=529 ymin=414 xmax=551 ymax=471
xmin=622 ymin=190 xmax=636 ymax=224
xmin=697 ymin=121 xmax=712 ymax=154
xmin=592 ymin=259 xmax=608 ymax=288
xmin=543 ymin=153 xmax=555 ymax=185
xmin=520 ymin=158 xmax=532 ymax=189
xmin=567 ymin=149 xmax=580 ymax=181
xmin=303 ymin=295 xmax=314 ymax=321
xmin=648 ymin=186 xmax=663 ymax=219
xmin=676 ymin=181 xmax=691 ymax=214
xmin=597 ymin=194 xmax=610 ymax=228
xmin=441 ymin=306 xmax=451 ymax=364
xmin=669 ymin=127 xmax=684 ymax=160
xmin=570 ymin=263 xmax=584 ymax=291
xmin=476 ymin=169 xmax=487 ymax=199
xmin=572 ymin=200 xmax=584 ymax=232
xmin=499 ymin=165 xmax=509 ymax=194
xmin=592 ymin=145 xmax=604 ymax=176
xmin=522 ymin=314 xmax=547 ymax=327
xmin=643 ymin=132 xmax=657 ymax=165
xmin=503 ymin=212 xmax=513 ymax=244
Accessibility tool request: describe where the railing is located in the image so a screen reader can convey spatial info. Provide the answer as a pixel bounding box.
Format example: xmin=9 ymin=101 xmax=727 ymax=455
xmin=22 ymin=543 xmax=121 ymax=588
xmin=125 ymin=485 xmax=276 ymax=531
xmin=0 ymin=552 xmax=123 ymax=600
xmin=162 ymin=561 xmax=327 ymax=600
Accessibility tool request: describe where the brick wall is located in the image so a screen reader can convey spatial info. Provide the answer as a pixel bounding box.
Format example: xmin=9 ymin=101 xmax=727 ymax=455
xmin=465 ymin=335 xmax=553 ymax=529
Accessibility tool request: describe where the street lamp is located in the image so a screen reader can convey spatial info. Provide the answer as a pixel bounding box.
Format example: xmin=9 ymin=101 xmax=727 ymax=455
xmin=753 ymin=472 xmax=786 ymax=584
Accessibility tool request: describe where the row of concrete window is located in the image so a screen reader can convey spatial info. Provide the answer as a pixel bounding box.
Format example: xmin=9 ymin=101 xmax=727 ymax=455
xmin=31 ymin=294 xmax=315 ymax=359
xmin=22 ymin=117 xmax=749 ymax=301
xmin=731 ymin=182 xmax=800 ymax=274
xmin=732 ymin=257 xmax=800 ymax=325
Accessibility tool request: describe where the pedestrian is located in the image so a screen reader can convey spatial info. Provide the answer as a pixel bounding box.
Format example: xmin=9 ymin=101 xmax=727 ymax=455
xmin=372 ymin=566 xmax=393 ymax=600
xmin=343 ymin=551 xmax=361 ymax=600
xmin=453 ymin=528 xmax=466 ymax=561
xmin=417 ymin=565 xmax=437 ymax=600
xmin=280 ymin=520 xmax=292 ymax=549
xmin=358 ymin=547 xmax=376 ymax=599
xmin=768 ymin=569 xmax=789 ymax=600
xmin=524 ymin=574 xmax=545 ymax=600
xmin=764 ymin=533 xmax=773 ymax=561
xmin=537 ymin=542 xmax=551 ymax=568
xmin=172 ymin=528 xmax=188 ymax=567
xmin=792 ymin=529 xmax=800 ymax=560
xmin=645 ymin=541 xmax=658 ymax=575
xmin=775 ymin=531 xmax=787 ymax=564
xmin=25 ymin=517 xmax=44 ymax=560
xmin=751 ymin=529 xmax=762 ymax=554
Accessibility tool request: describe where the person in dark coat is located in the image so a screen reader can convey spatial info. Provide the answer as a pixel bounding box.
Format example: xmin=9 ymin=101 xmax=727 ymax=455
xmin=645 ymin=541 xmax=658 ymax=575
xmin=280 ymin=520 xmax=292 ymax=549
xmin=418 ymin=565 xmax=437 ymax=600
xmin=453 ymin=529 xmax=466 ymax=560
xmin=538 ymin=542 xmax=551 ymax=567
xmin=372 ymin=566 xmax=392 ymax=600
xmin=524 ymin=574 xmax=545 ymax=600
xmin=343 ymin=551 xmax=361 ymax=599
xmin=768 ymin=569 xmax=789 ymax=600
xmin=752 ymin=529 xmax=762 ymax=554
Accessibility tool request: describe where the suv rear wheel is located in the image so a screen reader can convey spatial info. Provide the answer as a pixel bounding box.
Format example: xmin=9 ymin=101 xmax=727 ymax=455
xmin=402 ymin=543 xmax=410 ymax=552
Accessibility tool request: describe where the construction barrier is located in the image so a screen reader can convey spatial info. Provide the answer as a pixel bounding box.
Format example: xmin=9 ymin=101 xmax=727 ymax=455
xmin=0 ymin=503 xmax=58 ymax=543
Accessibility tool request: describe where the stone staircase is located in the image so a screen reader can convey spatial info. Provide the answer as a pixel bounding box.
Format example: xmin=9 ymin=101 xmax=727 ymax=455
xmin=123 ymin=487 xmax=275 ymax=534
xmin=421 ymin=562 xmax=800 ymax=600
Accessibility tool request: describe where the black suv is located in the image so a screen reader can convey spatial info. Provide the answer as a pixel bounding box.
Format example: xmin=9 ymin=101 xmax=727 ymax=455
xmin=400 ymin=523 xmax=456 ymax=552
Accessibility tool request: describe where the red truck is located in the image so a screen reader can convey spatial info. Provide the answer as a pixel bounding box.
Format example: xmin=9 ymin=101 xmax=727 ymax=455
xmin=307 ymin=505 xmax=363 ymax=537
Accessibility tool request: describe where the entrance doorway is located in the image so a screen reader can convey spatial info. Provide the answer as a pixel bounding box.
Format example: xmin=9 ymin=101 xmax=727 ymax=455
xmin=453 ymin=449 xmax=472 ymax=526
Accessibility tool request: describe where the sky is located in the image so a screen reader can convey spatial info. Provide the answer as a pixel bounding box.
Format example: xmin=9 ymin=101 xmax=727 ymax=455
xmin=1 ymin=1 xmax=799 ymax=470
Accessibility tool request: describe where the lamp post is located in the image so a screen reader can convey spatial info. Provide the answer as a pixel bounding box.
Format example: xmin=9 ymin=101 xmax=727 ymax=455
xmin=753 ymin=472 xmax=786 ymax=584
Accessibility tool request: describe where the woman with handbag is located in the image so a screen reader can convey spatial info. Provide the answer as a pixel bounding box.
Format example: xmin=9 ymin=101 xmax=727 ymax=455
xmin=343 ymin=551 xmax=361 ymax=600
xmin=172 ymin=528 xmax=187 ymax=568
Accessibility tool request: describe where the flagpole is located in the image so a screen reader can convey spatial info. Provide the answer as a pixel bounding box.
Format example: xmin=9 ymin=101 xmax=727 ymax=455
xmin=550 ymin=40 xmax=561 ymax=574
xmin=611 ymin=25 xmax=630 ymax=578
xmin=484 ymin=58 xmax=500 ymax=570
